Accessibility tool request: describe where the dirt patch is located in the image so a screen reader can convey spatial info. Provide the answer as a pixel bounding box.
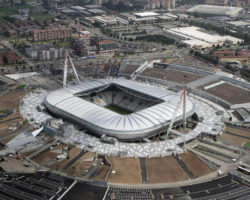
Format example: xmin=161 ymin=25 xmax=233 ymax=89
xmin=0 ymin=133 xmax=19 ymax=144
xmin=146 ymin=156 xmax=189 ymax=183
xmin=33 ymin=151 xmax=58 ymax=165
xmin=65 ymin=152 xmax=95 ymax=177
xmin=179 ymin=151 xmax=212 ymax=177
xmin=0 ymin=157 xmax=35 ymax=173
xmin=50 ymin=148 xmax=82 ymax=171
xmin=197 ymin=80 xmax=221 ymax=90
xmin=92 ymin=164 xmax=110 ymax=181
xmin=219 ymin=133 xmax=247 ymax=146
xmin=204 ymin=83 xmax=250 ymax=104
xmin=21 ymin=150 xmax=38 ymax=157
xmin=141 ymin=68 xmax=202 ymax=84
xmin=225 ymin=126 xmax=250 ymax=138
xmin=106 ymin=157 xmax=142 ymax=184
xmin=0 ymin=88 xmax=25 ymax=111
xmin=0 ymin=88 xmax=27 ymax=139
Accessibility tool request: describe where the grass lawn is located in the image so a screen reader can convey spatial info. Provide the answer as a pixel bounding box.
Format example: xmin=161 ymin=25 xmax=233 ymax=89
xmin=243 ymin=141 xmax=250 ymax=148
xmin=56 ymin=40 xmax=71 ymax=48
xmin=16 ymin=84 xmax=26 ymax=89
xmin=0 ymin=5 xmax=34 ymax=21
xmin=105 ymin=105 xmax=133 ymax=115
xmin=30 ymin=13 xmax=53 ymax=21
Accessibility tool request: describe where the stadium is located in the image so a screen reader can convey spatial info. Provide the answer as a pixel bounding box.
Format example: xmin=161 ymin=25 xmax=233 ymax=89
xmin=44 ymin=78 xmax=195 ymax=140
xmin=2 ymin=53 xmax=248 ymax=200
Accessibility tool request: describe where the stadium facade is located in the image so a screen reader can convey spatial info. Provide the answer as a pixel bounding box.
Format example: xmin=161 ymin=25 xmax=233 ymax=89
xmin=45 ymin=78 xmax=195 ymax=140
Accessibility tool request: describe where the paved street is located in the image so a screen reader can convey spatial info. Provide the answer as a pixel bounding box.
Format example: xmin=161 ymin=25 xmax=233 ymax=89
xmin=1 ymin=40 xmax=34 ymax=67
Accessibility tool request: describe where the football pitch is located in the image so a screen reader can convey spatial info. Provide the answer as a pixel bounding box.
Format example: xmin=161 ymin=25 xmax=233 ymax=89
xmin=105 ymin=105 xmax=133 ymax=115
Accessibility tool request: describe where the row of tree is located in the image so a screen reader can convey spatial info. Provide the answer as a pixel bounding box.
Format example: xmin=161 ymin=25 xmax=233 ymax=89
xmin=102 ymin=0 xmax=143 ymax=12
xmin=136 ymin=35 xmax=175 ymax=45
xmin=191 ymin=50 xmax=219 ymax=65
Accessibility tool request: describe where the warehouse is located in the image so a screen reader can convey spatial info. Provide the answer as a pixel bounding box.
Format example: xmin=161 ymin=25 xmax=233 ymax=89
xmin=165 ymin=26 xmax=244 ymax=48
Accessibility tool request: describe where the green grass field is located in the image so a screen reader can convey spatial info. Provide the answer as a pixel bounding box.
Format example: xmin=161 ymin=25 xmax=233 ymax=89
xmin=243 ymin=141 xmax=250 ymax=148
xmin=105 ymin=105 xmax=133 ymax=115
xmin=0 ymin=5 xmax=34 ymax=22
xmin=30 ymin=13 xmax=53 ymax=21
xmin=16 ymin=84 xmax=26 ymax=89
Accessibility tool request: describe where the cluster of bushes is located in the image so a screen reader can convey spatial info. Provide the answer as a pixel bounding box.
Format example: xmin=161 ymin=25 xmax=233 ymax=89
xmin=16 ymin=84 xmax=26 ymax=89
xmin=136 ymin=35 xmax=175 ymax=45
xmin=191 ymin=50 xmax=219 ymax=65
xmin=102 ymin=0 xmax=143 ymax=11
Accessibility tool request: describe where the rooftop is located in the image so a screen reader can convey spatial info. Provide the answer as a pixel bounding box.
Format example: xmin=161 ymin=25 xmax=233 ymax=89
xmin=187 ymin=5 xmax=243 ymax=17
xmin=133 ymin=12 xmax=160 ymax=17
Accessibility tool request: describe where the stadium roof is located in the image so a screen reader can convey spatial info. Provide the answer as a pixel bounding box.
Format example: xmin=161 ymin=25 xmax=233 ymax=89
xmin=45 ymin=79 xmax=195 ymax=140
xmin=187 ymin=5 xmax=243 ymax=17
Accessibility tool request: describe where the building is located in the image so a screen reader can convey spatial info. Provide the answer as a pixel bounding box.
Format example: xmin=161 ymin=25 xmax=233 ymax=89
xmin=230 ymin=0 xmax=249 ymax=6
xmin=226 ymin=21 xmax=250 ymax=27
xmin=134 ymin=0 xmax=175 ymax=9
xmin=33 ymin=27 xmax=71 ymax=42
xmin=133 ymin=12 xmax=160 ymax=18
xmin=90 ymin=37 xmax=117 ymax=54
xmin=213 ymin=50 xmax=236 ymax=57
xmin=234 ymin=108 xmax=250 ymax=123
xmin=71 ymin=38 xmax=90 ymax=57
xmin=165 ymin=26 xmax=244 ymax=48
xmin=213 ymin=50 xmax=249 ymax=62
xmin=0 ymin=50 xmax=21 ymax=65
xmin=88 ymin=9 xmax=106 ymax=16
xmin=24 ymin=44 xmax=66 ymax=61
xmin=187 ymin=5 xmax=243 ymax=17
xmin=79 ymin=30 xmax=92 ymax=39
xmin=93 ymin=15 xmax=118 ymax=26
xmin=205 ymin=0 xmax=229 ymax=6
xmin=180 ymin=39 xmax=213 ymax=49
xmin=97 ymin=40 xmax=117 ymax=54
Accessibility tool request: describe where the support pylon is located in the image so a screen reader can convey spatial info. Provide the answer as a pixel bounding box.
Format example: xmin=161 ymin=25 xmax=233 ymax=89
xmin=165 ymin=87 xmax=187 ymax=139
xmin=63 ymin=51 xmax=80 ymax=87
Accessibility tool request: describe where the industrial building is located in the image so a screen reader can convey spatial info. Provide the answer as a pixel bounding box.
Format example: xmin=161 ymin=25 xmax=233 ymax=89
xmin=133 ymin=11 xmax=160 ymax=18
xmin=187 ymin=5 xmax=243 ymax=17
xmin=166 ymin=26 xmax=244 ymax=48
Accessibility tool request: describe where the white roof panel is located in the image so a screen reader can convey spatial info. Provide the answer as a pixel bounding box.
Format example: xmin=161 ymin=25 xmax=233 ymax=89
xmin=45 ymin=78 xmax=195 ymax=139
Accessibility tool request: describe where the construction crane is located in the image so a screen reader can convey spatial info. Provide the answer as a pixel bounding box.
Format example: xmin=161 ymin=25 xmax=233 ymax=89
xmin=63 ymin=51 xmax=80 ymax=87
xmin=164 ymin=87 xmax=187 ymax=140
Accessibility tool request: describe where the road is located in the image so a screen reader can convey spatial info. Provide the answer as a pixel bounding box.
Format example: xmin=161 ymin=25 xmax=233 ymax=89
xmin=0 ymin=125 xmax=31 ymax=141
xmin=79 ymin=24 xmax=163 ymax=49
xmin=1 ymin=40 xmax=34 ymax=67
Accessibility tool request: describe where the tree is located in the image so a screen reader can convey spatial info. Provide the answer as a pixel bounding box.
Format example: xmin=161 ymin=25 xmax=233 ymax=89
xmin=3 ymin=55 xmax=8 ymax=65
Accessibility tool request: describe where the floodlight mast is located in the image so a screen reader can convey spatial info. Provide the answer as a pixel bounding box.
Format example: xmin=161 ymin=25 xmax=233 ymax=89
xmin=63 ymin=51 xmax=80 ymax=88
xmin=165 ymin=88 xmax=186 ymax=139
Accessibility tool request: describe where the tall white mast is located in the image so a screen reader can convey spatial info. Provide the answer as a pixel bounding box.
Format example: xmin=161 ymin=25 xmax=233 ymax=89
xmin=165 ymin=88 xmax=186 ymax=139
xmin=63 ymin=51 xmax=80 ymax=87
xmin=63 ymin=52 xmax=68 ymax=88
